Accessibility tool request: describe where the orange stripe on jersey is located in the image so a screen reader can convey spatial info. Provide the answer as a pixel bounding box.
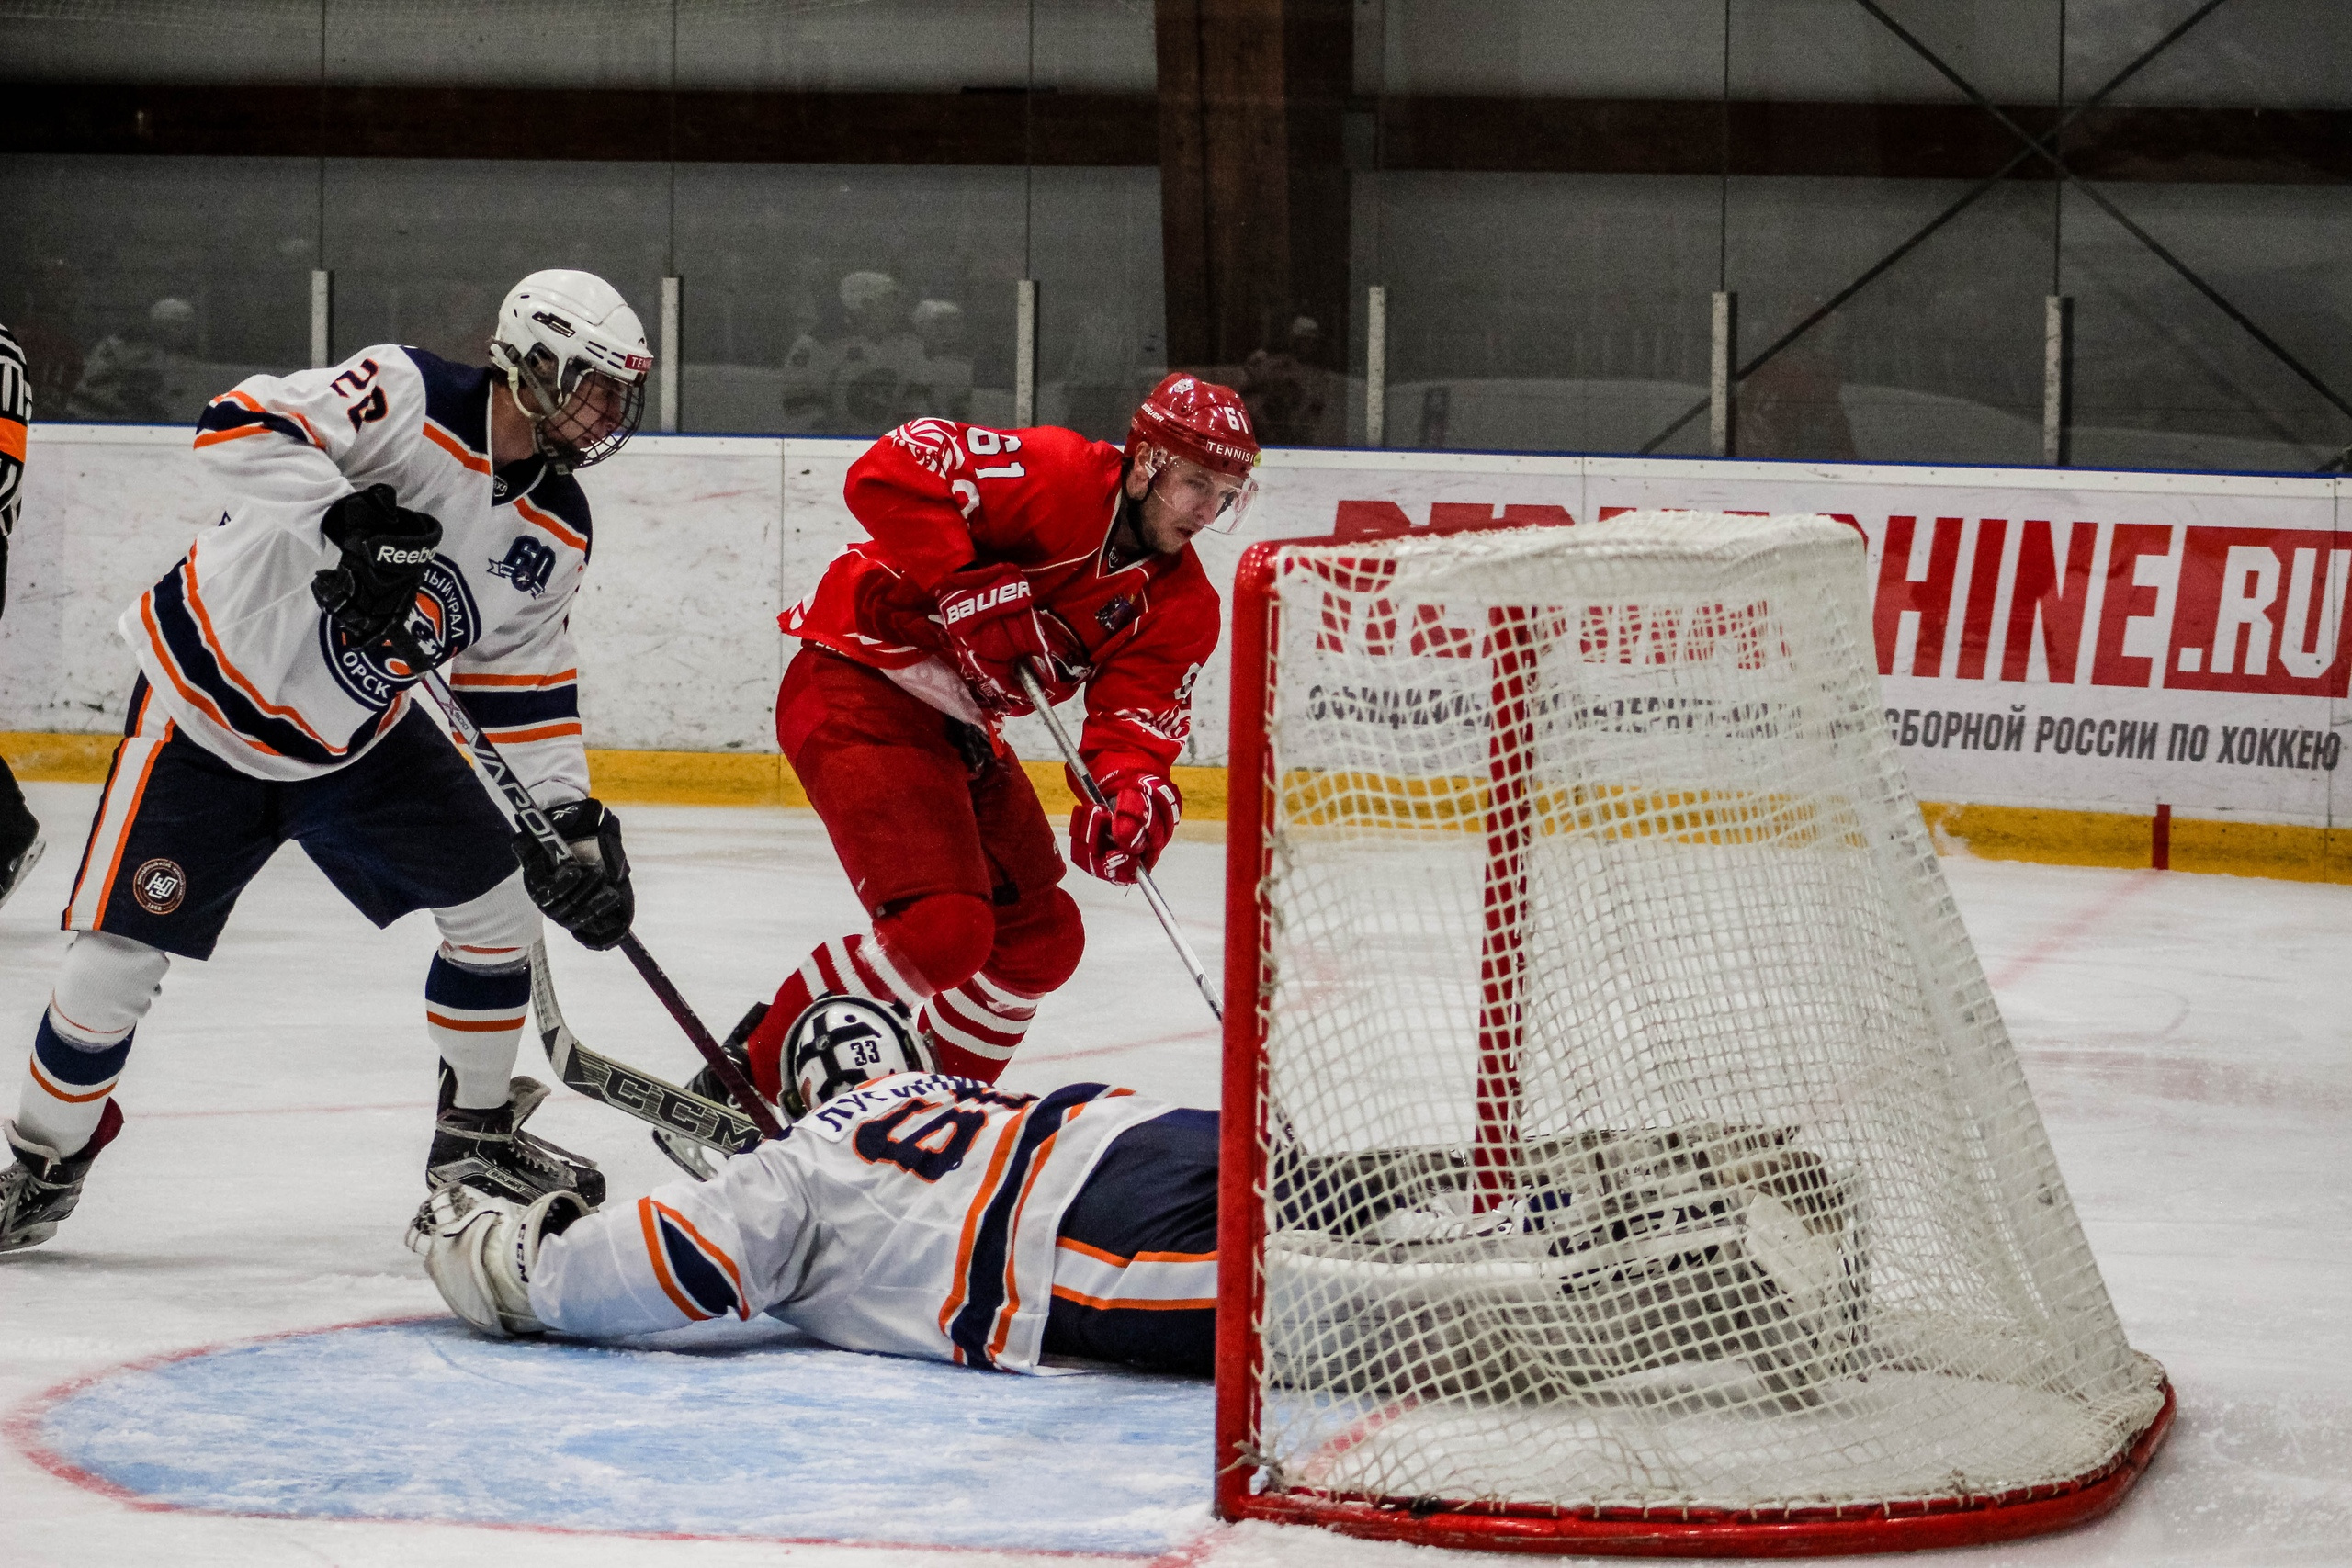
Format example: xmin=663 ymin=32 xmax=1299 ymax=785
xmin=183 ymin=546 xmax=345 ymax=750
xmin=28 ymin=1055 xmax=120 ymax=1104
xmin=192 ymin=423 xmax=272 ymax=449
xmin=637 ymin=1197 xmax=706 ymax=1321
xmin=1132 ymin=1247 xmax=1217 ymax=1265
xmin=423 ymin=420 xmax=492 ymax=474
xmin=1056 ymin=1236 xmax=1128 ymax=1268
xmin=139 ymin=592 xmax=279 ymax=760
xmin=515 ymin=496 xmax=586 ymax=552
xmin=424 ymin=1011 xmax=527 ymax=1033
xmin=0 ymin=415 xmax=26 ymax=463
xmin=655 ymin=1201 xmax=748 ymax=1315
xmin=937 ymin=1112 xmax=1024 ymax=1360
xmin=450 ymin=669 xmax=578 ymax=689
xmin=481 ymin=721 xmax=582 ymax=745
xmin=987 ymin=1123 xmax=1065 ymax=1362
xmin=1048 ymin=1285 xmax=1218 ymax=1313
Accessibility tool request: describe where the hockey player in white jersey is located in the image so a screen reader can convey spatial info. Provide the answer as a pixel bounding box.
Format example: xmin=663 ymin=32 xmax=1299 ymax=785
xmin=411 ymin=997 xmax=1222 ymax=1375
xmin=411 ymin=998 xmax=1864 ymax=1394
xmin=1 ymin=270 xmax=651 ymax=1254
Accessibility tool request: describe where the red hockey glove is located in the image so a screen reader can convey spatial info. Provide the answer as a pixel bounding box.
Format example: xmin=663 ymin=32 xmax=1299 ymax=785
xmin=934 ymin=562 xmax=1051 ymax=714
xmin=1070 ymin=770 xmax=1181 ymax=885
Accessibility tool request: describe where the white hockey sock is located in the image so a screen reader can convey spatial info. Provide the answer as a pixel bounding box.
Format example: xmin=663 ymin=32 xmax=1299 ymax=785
xmin=919 ymin=969 xmax=1041 ymax=1082
xmin=19 ymin=931 xmax=169 ymax=1155
xmin=429 ymin=874 xmax=538 ymax=1111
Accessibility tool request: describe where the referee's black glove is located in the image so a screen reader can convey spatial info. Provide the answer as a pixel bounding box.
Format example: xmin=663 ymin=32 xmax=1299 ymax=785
xmin=517 ymin=798 xmax=634 ymax=951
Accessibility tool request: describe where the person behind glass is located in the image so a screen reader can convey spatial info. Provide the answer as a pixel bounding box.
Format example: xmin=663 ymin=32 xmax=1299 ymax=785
xmin=66 ymin=297 xmax=198 ymax=424
xmin=0 ymin=270 xmax=652 ymax=1255
xmin=0 ymin=320 xmax=43 ymax=908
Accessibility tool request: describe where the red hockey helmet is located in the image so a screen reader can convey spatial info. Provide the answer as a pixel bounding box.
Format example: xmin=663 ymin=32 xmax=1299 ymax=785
xmin=1126 ymin=372 xmax=1261 ymax=529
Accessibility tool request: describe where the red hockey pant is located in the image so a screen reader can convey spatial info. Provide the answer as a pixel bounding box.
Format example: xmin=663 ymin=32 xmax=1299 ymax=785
xmin=769 ymin=646 xmax=1083 ymax=1077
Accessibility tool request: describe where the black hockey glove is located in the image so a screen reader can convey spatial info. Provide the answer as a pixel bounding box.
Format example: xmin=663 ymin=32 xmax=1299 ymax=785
xmin=310 ymin=484 xmax=444 ymax=649
xmin=516 ymin=798 xmax=635 ymax=952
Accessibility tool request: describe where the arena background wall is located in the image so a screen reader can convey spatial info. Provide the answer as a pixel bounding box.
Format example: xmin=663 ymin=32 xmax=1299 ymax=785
xmin=3 ymin=425 xmax=2344 ymax=881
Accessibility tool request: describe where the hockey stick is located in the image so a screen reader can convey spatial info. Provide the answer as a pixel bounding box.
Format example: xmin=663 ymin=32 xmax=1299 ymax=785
xmin=526 ymin=940 xmax=763 ymax=1167
xmin=1016 ymin=663 xmax=1222 ymax=1022
xmin=411 ymin=668 xmax=787 ymax=1142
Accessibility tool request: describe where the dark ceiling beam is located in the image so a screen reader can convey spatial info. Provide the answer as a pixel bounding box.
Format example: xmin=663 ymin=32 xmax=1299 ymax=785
xmin=3 ymin=84 xmax=2345 ymax=185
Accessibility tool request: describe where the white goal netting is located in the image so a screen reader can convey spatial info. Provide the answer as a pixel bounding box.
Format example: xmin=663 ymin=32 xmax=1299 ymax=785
xmin=1231 ymin=513 xmax=2165 ymax=1529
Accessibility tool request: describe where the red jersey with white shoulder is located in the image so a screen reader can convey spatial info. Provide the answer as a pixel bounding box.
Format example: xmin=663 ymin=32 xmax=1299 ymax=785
xmin=782 ymin=419 xmax=1220 ymax=778
xmin=525 ymin=1073 xmax=1177 ymax=1371
xmin=123 ymin=345 xmax=593 ymax=797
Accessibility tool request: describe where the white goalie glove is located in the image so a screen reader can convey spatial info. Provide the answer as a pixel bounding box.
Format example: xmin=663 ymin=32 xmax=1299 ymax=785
xmin=406 ymin=1179 xmax=591 ymax=1337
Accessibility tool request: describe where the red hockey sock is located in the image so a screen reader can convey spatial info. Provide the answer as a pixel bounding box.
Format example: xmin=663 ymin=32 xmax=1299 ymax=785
xmin=919 ymin=970 xmax=1042 ymax=1083
xmin=744 ymin=932 xmax=931 ymax=1102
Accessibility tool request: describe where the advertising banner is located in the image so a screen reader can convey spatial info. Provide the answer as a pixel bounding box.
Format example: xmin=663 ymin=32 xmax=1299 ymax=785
xmin=7 ymin=428 xmax=2342 ymax=831
xmin=1193 ymin=453 xmax=2346 ymax=828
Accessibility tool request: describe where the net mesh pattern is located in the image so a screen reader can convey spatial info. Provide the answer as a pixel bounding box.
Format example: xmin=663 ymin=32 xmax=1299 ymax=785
xmin=1240 ymin=513 xmax=2164 ymax=1517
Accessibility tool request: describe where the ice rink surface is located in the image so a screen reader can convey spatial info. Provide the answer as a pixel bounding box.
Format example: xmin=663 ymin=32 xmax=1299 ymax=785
xmin=3 ymin=779 xmax=2346 ymax=1568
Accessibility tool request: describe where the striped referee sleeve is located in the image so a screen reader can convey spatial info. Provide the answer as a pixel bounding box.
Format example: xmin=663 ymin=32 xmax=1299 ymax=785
xmin=0 ymin=321 xmax=28 ymax=537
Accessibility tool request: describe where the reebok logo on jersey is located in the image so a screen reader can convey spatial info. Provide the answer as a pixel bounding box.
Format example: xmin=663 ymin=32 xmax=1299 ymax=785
xmin=941 ymin=579 xmax=1030 ymax=625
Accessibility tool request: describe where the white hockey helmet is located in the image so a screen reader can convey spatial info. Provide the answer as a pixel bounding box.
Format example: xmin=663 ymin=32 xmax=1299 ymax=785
xmin=488 ymin=268 xmax=650 ymax=471
xmin=781 ymin=995 xmax=938 ymax=1118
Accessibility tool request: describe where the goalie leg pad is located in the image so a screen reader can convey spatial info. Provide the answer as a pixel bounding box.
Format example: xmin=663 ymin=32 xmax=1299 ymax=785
xmin=407 ymin=1182 xmax=588 ymax=1337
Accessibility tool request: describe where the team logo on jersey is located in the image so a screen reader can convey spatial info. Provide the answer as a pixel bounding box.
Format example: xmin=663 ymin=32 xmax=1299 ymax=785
xmin=320 ymin=555 xmax=481 ymax=709
xmin=1096 ymin=595 xmax=1138 ymax=635
xmin=130 ymin=858 xmax=187 ymax=917
xmin=487 ymin=536 xmax=558 ymax=597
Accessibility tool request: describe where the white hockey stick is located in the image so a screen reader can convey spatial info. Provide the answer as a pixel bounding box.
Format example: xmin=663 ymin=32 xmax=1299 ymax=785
xmin=1016 ymin=664 xmax=1221 ymax=1023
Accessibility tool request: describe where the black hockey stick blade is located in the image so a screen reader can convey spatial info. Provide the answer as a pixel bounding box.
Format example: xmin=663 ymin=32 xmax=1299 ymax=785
xmin=529 ymin=942 xmax=763 ymax=1159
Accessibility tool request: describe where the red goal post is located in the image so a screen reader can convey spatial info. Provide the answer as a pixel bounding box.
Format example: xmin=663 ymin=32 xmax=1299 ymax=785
xmin=1213 ymin=513 xmax=2171 ymax=1556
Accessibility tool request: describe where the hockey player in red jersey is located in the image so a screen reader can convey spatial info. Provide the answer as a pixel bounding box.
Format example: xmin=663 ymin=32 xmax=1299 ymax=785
xmin=732 ymin=374 xmax=1259 ymax=1100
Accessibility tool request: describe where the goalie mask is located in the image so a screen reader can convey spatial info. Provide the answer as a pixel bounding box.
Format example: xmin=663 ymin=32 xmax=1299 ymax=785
xmin=489 ymin=269 xmax=650 ymax=472
xmin=781 ymin=995 xmax=937 ymax=1118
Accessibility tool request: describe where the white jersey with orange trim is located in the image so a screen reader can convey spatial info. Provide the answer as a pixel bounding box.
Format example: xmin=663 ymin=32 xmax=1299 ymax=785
xmin=526 ymin=1073 xmax=1177 ymax=1371
xmin=121 ymin=344 xmax=593 ymax=798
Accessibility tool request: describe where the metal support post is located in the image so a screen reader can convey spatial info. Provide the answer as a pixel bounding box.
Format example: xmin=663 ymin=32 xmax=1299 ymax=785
xmin=2042 ymin=294 xmax=2073 ymax=466
xmin=1013 ymin=278 xmax=1037 ymax=426
xmin=1364 ymin=284 xmax=1388 ymax=448
xmin=310 ymin=270 xmax=333 ymax=368
xmin=1709 ymin=290 xmax=1737 ymax=457
xmin=659 ymin=276 xmax=683 ymax=434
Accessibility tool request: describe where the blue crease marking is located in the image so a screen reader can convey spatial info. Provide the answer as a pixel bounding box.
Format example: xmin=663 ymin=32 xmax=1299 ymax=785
xmin=39 ymin=1318 xmax=1214 ymax=1554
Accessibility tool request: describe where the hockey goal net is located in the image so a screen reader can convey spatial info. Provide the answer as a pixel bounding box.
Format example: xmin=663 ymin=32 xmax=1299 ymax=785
xmin=1214 ymin=513 xmax=2170 ymax=1555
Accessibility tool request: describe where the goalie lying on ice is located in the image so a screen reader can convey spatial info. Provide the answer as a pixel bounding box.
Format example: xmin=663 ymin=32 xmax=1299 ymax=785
xmin=410 ymin=998 xmax=1865 ymax=1393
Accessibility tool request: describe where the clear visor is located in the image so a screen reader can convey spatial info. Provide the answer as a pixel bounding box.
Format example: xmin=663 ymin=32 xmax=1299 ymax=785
xmin=1143 ymin=450 xmax=1259 ymax=534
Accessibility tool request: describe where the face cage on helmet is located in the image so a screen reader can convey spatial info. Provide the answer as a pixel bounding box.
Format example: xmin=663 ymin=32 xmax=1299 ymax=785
xmin=1135 ymin=446 xmax=1260 ymax=534
xmin=511 ymin=344 xmax=645 ymax=471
